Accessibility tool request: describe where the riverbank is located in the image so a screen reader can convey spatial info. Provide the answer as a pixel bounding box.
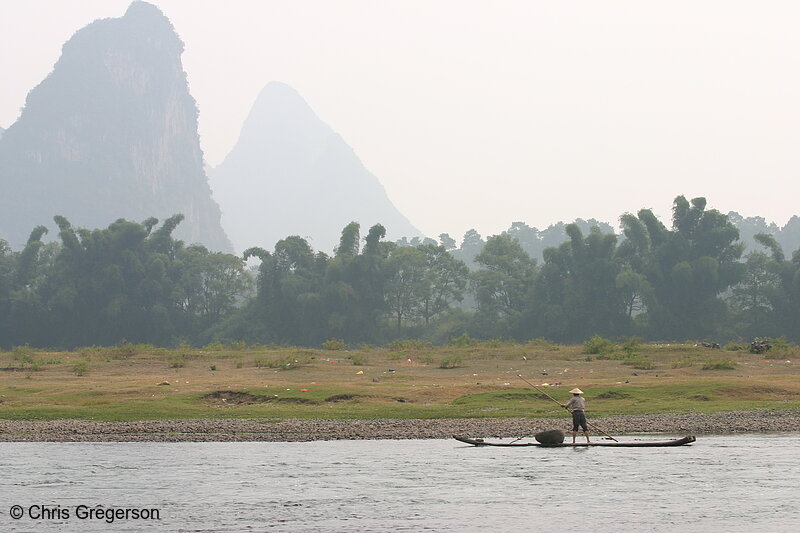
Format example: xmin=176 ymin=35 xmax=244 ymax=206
xmin=1 ymin=410 xmax=798 ymax=442
xmin=3 ymin=342 xmax=800 ymax=422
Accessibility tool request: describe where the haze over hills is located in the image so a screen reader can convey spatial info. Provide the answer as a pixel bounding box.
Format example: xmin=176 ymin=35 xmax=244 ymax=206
xmin=0 ymin=1 xmax=231 ymax=251
xmin=209 ymin=81 xmax=421 ymax=254
xmin=727 ymin=212 xmax=800 ymax=257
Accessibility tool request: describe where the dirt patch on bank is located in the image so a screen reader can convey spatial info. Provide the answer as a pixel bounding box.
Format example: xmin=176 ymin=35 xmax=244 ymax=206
xmin=325 ymin=394 xmax=361 ymax=402
xmin=203 ymin=391 xmax=269 ymax=404
xmin=594 ymin=391 xmax=632 ymax=399
xmin=203 ymin=390 xmax=320 ymax=406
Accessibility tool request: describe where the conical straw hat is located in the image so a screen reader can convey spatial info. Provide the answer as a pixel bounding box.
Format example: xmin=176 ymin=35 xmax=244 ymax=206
xmin=569 ymin=388 xmax=583 ymax=394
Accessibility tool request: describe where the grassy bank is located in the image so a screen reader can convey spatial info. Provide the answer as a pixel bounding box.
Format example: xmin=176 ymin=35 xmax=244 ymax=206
xmin=1 ymin=341 xmax=798 ymax=421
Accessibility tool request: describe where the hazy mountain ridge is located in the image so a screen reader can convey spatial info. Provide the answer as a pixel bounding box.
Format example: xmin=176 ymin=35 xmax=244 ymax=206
xmin=451 ymin=211 xmax=800 ymax=270
xmin=210 ymin=81 xmax=421 ymax=254
xmin=728 ymin=212 xmax=800 ymax=257
xmin=448 ymin=218 xmax=616 ymax=269
xmin=0 ymin=1 xmax=231 ymax=251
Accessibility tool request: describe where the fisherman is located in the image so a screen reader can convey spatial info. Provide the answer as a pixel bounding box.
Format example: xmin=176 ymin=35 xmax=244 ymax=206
xmin=563 ymin=388 xmax=590 ymax=444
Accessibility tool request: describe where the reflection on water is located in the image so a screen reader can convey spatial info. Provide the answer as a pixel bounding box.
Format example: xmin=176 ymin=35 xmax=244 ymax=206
xmin=1 ymin=434 xmax=798 ymax=532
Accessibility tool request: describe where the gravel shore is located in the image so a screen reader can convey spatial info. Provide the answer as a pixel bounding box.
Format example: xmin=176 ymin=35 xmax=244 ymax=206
xmin=1 ymin=410 xmax=797 ymax=442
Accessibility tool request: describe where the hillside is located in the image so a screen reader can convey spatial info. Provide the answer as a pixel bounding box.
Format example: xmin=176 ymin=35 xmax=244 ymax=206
xmin=210 ymin=81 xmax=421 ymax=253
xmin=0 ymin=1 xmax=231 ymax=251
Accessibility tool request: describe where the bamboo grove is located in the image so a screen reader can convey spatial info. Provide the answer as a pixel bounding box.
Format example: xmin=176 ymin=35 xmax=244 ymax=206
xmin=1 ymin=196 xmax=799 ymax=349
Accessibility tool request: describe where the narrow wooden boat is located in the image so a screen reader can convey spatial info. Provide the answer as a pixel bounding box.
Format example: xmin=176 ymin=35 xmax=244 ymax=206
xmin=454 ymin=435 xmax=696 ymax=447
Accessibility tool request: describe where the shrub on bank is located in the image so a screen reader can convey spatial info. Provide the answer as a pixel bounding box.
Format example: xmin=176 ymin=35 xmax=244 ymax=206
xmin=449 ymin=333 xmax=478 ymax=347
xmin=584 ymin=335 xmax=614 ymax=354
xmin=322 ymin=339 xmax=347 ymax=351
xmin=73 ymin=359 xmax=90 ymax=376
xmin=387 ymin=339 xmax=431 ymax=351
xmin=348 ymin=353 xmax=368 ymax=366
xmin=672 ymin=357 xmax=696 ymax=368
xmin=169 ymin=353 xmax=187 ymax=368
xmin=12 ymin=345 xmax=35 ymax=366
xmin=766 ymin=337 xmax=795 ymax=353
xmin=439 ymin=355 xmax=463 ymax=369
xmin=526 ymin=338 xmax=560 ymax=351
xmin=702 ymin=359 xmax=737 ymax=370
xmin=622 ymin=337 xmax=641 ymax=355
xmin=724 ymin=342 xmax=747 ymax=352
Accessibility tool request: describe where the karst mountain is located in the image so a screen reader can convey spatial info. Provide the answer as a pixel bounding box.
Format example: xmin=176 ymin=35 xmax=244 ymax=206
xmin=0 ymin=1 xmax=231 ymax=251
xmin=210 ymin=81 xmax=421 ymax=254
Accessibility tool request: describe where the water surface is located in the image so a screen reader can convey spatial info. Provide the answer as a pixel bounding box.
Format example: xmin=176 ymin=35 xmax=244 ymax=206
xmin=1 ymin=434 xmax=797 ymax=532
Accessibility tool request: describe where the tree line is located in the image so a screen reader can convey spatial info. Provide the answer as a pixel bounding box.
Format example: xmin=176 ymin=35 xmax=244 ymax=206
xmin=0 ymin=215 xmax=250 ymax=348
xmin=1 ymin=195 xmax=798 ymax=349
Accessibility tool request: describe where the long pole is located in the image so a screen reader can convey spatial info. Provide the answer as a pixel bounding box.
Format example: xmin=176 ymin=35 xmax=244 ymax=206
xmin=517 ymin=374 xmax=618 ymax=442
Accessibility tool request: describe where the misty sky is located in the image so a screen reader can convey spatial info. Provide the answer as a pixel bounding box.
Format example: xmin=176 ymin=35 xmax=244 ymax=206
xmin=2 ymin=1 xmax=799 ymax=241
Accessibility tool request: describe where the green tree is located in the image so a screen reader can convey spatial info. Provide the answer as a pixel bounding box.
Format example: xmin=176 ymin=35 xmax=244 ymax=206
xmin=335 ymin=222 xmax=360 ymax=258
xmin=417 ymin=243 xmax=469 ymax=326
xmin=615 ymin=269 xmax=653 ymax=319
xmin=384 ymin=246 xmax=427 ymax=333
xmin=2 ymin=229 xmax=47 ymax=346
xmin=323 ymin=223 xmax=389 ymax=343
xmin=729 ymin=251 xmax=778 ymax=338
xmin=250 ymin=235 xmax=326 ymax=344
xmin=746 ymin=233 xmax=800 ymax=340
xmin=617 ymin=196 xmax=744 ymax=339
xmin=173 ymin=245 xmax=251 ymax=334
xmin=0 ymin=238 xmax=15 ymax=346
xmin=472 ymin=234 xmax=536 ymax=337
xmin=452 ymin=228 xmax=485 ymax=269
xmin=524 ymin=225 xmax=627 ymax=342
xmin=438 ymin=233 xmax=457 ymax=251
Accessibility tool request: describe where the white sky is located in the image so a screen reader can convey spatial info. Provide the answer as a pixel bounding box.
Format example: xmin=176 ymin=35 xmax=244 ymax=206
xmin=2 ymin=1 xmax=799 ymax=241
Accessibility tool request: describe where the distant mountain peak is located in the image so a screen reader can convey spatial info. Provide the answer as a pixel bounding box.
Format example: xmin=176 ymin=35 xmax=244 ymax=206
xmin=210 ymin=82 xmax=421 ymax=253
xmin=233 ymin=82 xmax=334 ymax=160
xmin=259 ymin=80 xmax=305 ymax=100
xmin=0 ymin=2 xmax=231 ymax=251
xmin=125 ymin=0 xmax=169 ymax=19
xmin=119 ymin=1 xmax=179 ymax=43
xmin=252 ymin=82 xmax=324 ymax=117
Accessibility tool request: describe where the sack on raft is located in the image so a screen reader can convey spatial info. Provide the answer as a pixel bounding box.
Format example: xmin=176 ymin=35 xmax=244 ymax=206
xmin=535 ymin=429 xmax=565 ymax=444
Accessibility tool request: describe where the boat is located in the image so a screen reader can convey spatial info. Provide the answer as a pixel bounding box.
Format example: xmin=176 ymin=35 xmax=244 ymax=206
xmin=454 ymin=435 xmax=696 ymax=447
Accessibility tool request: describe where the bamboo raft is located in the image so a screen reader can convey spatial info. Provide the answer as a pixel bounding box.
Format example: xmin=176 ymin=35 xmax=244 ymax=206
xmin=454 ymin=435 xmax=697 ymax=447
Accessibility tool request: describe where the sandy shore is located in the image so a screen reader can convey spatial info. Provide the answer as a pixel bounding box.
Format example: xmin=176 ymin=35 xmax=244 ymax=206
xmin=0 ymin=410 xmax=797 ymax=442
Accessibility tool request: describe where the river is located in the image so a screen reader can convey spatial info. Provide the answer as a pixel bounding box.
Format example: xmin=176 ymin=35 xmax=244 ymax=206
xmin=1 ymin=434 xmax=797 ymax=532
